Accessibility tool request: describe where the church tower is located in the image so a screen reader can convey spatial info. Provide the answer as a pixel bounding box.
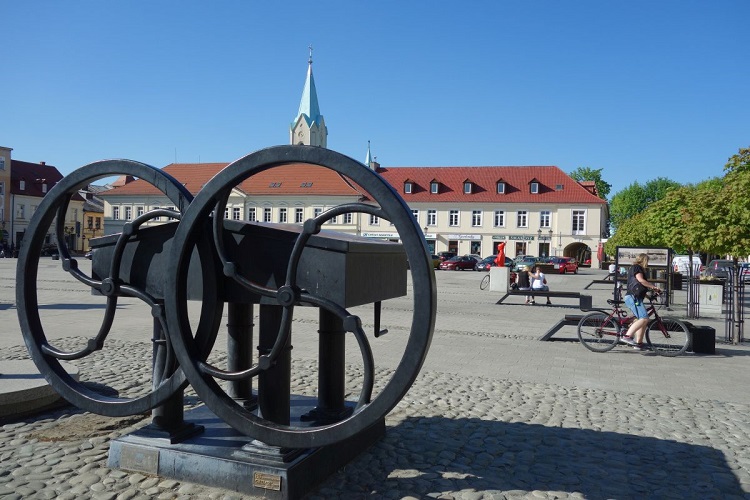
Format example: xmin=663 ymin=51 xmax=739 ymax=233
xmin=290 ymin=47 xmax=327 ymax=147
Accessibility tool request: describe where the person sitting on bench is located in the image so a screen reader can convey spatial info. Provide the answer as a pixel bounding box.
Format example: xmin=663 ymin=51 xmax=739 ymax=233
xmin=530 ymin=264 xmax=551 ymax=305
xmin=517 ymin=265 xmax=533 ymax=304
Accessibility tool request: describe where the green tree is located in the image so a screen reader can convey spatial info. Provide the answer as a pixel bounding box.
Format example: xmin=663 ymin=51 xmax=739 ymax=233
xmin=569 ymin=167 xmax=612 ymax=200
xmin=724 ymin=146 xmax=750 ymax=174
xmin=609 ymin=177 xmax=681 ymax=231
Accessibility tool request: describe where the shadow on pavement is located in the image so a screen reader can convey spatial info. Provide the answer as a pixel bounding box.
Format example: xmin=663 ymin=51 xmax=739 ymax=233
xmin=322 ymin=416 xmax=744 ymax=498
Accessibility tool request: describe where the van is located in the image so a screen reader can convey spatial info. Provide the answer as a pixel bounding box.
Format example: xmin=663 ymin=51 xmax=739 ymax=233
xmin=672 ymin=255 xmax=703 ymax=276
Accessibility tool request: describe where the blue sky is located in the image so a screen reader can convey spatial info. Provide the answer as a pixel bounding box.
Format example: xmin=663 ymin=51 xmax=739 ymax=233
xmin=3 ymin=1 xmax=748 ymax=198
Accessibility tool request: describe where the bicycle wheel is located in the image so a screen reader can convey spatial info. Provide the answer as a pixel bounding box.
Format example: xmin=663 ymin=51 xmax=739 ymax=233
xmin=577 ymin=312 xmax=619 ymax=352
xmin=480 ymin=274 xmax=490 ymax=290
xmin=645 ymin=317 xmax=690 ymax=356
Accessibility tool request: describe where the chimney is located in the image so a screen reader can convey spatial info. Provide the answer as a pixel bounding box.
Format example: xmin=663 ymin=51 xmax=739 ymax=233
xmin=40 ymin=161 xmax=46 ymax=165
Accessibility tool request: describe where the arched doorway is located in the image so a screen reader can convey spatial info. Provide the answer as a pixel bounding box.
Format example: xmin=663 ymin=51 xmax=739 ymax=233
xmin=564 ymin=242 xmax=591 ymax=266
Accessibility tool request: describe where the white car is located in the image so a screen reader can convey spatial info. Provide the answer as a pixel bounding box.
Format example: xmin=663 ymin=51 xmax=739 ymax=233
xmin=672 ymin=255 xmax=703 ymax=276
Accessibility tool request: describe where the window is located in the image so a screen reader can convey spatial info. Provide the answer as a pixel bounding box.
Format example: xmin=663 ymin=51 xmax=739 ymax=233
xmin=497 ymin=182 xmax=505 ymax=194
xmin=464 ymin=181 xmax=472 ymax=194
xmin=95 ymin=218 xmax=101 ymax=230
xmin=540 ymin=210 xmax=551 ymax=228
xmin=136 ymin=206 xmax=145 ymax=218
xmin=20 ymin=179 xmax=26 ymax=191
xmin=449 ymin=210 xmax=459 ymax=227
xmin=0 ymin=157 xmax=4 ymax=170
xmin=494 ymin=210 xmax=505 ymax=227
xmin=0 ymin=182 xmax=4 ymax=196
xmin=369 ymin=214 xmax=379 ymax=226
xmin=471 ymin=210 xmax=482 ymax=227
xmin=572 ymin=210 xmax=586 ymax=234
xmin=556 ymin=184 xmax=564 ymax=191
xmin=42 ymin=183 xmax=47 ymax=193
xmin=313 ymin=207 xmax=323 ymax=219
xmin=411 ymin=209 xmax=419 ymax=223
xmin=124 ymin=207 xmax=132 ymax=220
xmin=295 ymin=208 xmax=304 ymax=223
xmin=279 ymin=208 xmax=287 ymax=223
xmin=330 ymin=213 xmax=338 ymax=224
xmin=517 ymin=210 xmax=528 ymax=228
xmin=343 ymin=213 xmax=352 ymax=224
xmin=224 ymin=207 xmax=230 ymax=219
xmin=530 ymin=182 xmax=539 ymax=194
xmin=263 ymin=207 xmax=272 ymax=222
xmin=233 ymin=207 xmax=242 ymax=220
xmin=88 ymin=216 xmax=94 ymax=229
xmin=112 ymin=206 xmax=120 ymax=220
xmin=404 ymin=182 xmax=412 ymax=194
xmin=427 ymin=209 xmax=437 ymax=226
xmin=430 ymin=181 xmax=439 ymax=194
xmin=248 ymin=208 xmax=256 ymax=222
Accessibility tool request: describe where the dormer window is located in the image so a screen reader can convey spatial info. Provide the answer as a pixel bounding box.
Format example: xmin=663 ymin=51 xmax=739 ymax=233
xmin=463 ymin=181 xmax=472 ymax=194
xmin=42 ymin=183 xmax=48 ymax=193
xmin=404 ymin=181 xmax=413 ymax=194
xmin=19 ymin=178 xmax=26 ymax=191
xmin=530 ymin=179 xmax=540 ymax=194
xmin=430 ymin=181 xmax=439 ymax=194
xmin=497 ymin=181 xmax=506 ymax=194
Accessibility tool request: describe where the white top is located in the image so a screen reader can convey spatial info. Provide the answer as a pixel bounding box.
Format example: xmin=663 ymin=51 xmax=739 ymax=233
xmin=532 ymin=272 xmax=547 ymax=289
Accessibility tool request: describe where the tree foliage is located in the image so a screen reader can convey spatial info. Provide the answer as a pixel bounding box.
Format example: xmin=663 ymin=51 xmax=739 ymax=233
xmin=609 ymin=177 xmax=681 ymax=231
xmin=569 ymin=167 xmax=611 ymax=200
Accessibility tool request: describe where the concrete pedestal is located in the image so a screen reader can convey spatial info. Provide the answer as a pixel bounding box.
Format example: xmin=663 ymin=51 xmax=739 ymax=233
xmin=489 ymin=266 xmax=510 ymax=292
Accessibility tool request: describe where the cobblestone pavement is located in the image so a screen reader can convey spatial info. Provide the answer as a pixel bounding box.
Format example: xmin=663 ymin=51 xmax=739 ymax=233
xmin=1 ymin=259 xmax=749 ymax=499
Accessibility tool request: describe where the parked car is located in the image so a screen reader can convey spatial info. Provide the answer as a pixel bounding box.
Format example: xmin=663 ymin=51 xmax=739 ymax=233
xmin=439 ymin=255 xmax=478 ymax=271
xmin=430 ymin=255 xmax=441 ymax=269
xmin=467 ymin=254 xmax=483 ymax=263
xmin=547 ymin=256 xmax=578 ymax=274
xmin=672 ymin=255 xmax=704 ymax=276
xmin=475 ymin=255 xmax=514 ymax=272
xmin=740 ymin=263 xmax=750 ymax=283
xmin=704 ymin=259 xmax=734 ymax=280
xmin=437 ymin=251 xmax=457 ymax=262
xmin=512 ymin=257 xmax=539 ymax=272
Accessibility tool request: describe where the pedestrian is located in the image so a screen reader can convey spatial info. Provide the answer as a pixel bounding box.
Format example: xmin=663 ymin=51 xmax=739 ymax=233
xmin=529 ymin=264 xmax=551 ymax=304
xmin=622 ymin=253 xmax=660 ymax=350
xmin=516 ymin=265 xmax=533 ymax=304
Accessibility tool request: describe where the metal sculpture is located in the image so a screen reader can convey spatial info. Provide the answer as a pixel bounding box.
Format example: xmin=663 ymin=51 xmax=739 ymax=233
xmin=16 ymin=145 xmax=437 ymax=496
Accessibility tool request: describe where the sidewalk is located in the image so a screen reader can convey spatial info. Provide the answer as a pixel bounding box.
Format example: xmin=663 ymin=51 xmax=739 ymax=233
xmin=1 ymin=259 xmax=749 ymax=499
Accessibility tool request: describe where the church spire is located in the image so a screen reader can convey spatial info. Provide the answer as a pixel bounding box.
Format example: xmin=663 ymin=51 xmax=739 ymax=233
xmin=290 ymin=46 xmax=327 ymax=147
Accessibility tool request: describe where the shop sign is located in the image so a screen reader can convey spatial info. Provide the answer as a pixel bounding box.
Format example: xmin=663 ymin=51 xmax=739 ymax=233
xmin=362 ymin=232 xmax=400 ymax=238
xmin=445 ymin=234 xmax=481 ymax=240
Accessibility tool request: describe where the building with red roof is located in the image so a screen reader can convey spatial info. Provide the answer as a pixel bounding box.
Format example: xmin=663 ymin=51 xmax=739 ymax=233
xmin=99 ymin=55 xmax=608 ymax=266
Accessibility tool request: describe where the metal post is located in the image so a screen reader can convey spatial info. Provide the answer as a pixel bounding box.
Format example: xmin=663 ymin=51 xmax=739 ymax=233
xmin=258 ymin=305 xmax=291 ymax=425
xmin=226 ymin=302 xmax=256 ymax=408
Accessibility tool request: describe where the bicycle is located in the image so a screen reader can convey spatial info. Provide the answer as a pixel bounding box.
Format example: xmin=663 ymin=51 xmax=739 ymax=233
xmin=480 ymin=273 xmax=491 ymax=290
xmin=577 ymin=290 xmax=691 ymax=356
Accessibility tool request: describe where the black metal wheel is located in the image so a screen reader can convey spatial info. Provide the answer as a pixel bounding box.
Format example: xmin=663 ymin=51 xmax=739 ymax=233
xmin=165 ymin=145 xmax=437 ymax=449
xmin=16 ymin=160 xmax=221 ymax=416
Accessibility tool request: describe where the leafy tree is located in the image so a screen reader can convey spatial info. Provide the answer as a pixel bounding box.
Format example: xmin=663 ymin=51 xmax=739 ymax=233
xmin=724 ymin=147 xmax=750 ymax=174
xmin=569 ymin=167 xmax=612 ymax=200
xmin=609 ymin=177 xmax=681 ymax=231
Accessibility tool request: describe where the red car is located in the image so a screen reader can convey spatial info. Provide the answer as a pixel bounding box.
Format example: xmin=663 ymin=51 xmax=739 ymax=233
xmin=548 ymin=256 xmax=578 ymax=274
xmin=439 ymin=255 xmax=478 ymax=271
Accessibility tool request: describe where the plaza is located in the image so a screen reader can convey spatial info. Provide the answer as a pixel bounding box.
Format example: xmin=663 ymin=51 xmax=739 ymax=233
xmin=1 ymin=257 xmax=749 ymax=499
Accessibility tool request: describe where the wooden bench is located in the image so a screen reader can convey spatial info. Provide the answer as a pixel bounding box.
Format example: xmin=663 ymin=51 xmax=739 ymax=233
xmin=495 ymin=290 xmax=593 ymax=310
xmin=584 ymin=279 xmax=618 ymax=290
xmin=538 ymin=314 xmax=585 ymax=341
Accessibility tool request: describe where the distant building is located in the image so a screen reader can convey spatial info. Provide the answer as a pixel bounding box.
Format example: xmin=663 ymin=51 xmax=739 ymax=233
xmin=9 ymin=160 xmax=85 ymax=252
xmin=99 ymin=53 xmax=608 ymax=266
xmin=0 ymin=146 xmax=11 ymax=243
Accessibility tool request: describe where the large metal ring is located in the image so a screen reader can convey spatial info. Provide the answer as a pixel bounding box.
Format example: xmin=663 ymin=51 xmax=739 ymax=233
xmin=165 ymin=145 xmax=437 ymax=448
xmin=16 ymin=160 xmax=205 ymax=416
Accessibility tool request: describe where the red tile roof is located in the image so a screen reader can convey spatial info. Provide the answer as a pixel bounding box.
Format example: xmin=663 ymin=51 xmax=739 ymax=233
xmin=10 ymin=160 xmax=64 ymax=197
xmin=101 ymin=162 xmax=365 ymax=197
xmin=377 ymin=166 xmax=607 ymax=204
xmin=100 ymin=162 xmax=605 ymax=205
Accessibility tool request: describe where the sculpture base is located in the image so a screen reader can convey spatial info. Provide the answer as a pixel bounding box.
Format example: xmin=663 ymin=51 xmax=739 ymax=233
xmin=108 ymin=402 xmax=385 ymax=500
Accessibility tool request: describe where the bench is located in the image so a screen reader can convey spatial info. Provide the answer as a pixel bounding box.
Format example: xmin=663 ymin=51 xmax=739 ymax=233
xmin=539 ymin=314 xmax=584 ymax=341
xmin=584 ymin=279 xmax=618 ymax=290
xmin=495 ymin=290 xmax=593 ymax=310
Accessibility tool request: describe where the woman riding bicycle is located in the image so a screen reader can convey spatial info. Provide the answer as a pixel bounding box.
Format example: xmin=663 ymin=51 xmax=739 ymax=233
xmin=623 ymin=253 xmax=661 ymax=350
